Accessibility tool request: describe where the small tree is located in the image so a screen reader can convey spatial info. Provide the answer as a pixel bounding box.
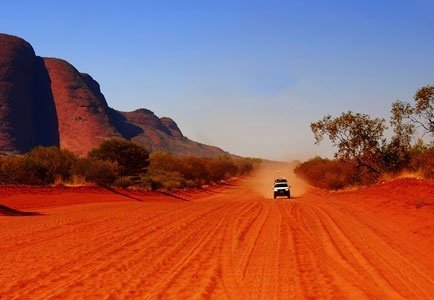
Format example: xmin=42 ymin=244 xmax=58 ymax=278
xmin=311 ymin=111 xmax=386 ymax=174
xmin=380 ymin=101 xmax=416 ymax=172
xmin=89 ymin=139 xmax=149 ymax=176
xmin=414 ymin=85 xmax=434 ymax=135
xmin=391 ymin=85 xmax=434 ymax=139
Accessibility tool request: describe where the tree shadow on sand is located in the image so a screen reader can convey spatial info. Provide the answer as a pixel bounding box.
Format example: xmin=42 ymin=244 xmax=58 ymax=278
xmin=104 ymin=187 xmax=145 ymax=202
xmin=104 ymin=187 xmax=190 ymax=202
xmin=0 ymin=205 xmax=43 ymax=216
xmin=158 ymin=192 xmax=189 ymax=202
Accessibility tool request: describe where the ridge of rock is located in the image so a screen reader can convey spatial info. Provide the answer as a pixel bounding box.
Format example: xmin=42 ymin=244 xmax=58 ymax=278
xmin=0 ymin=33 xmax=228 ymax=157
xmin=160 ymin=117 xmax=183 ymax=138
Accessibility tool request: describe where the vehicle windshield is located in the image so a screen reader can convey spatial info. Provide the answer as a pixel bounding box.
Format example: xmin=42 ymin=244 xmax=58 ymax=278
xmin=274 ymin=183 xmax=288 ymax=188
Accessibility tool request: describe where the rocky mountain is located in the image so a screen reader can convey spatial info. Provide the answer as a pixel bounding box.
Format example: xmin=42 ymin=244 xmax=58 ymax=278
xmin=0 ymin=34 xmax=35 ymax=153
xmin=0 ymin=33 xmax=227 ymax=157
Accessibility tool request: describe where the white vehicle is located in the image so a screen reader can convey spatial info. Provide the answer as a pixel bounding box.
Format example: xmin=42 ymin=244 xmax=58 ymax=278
xmin=273 ymin=180 xmax=290 ymax=199
xmin=274 ymin=178 xmax=288 ymax=184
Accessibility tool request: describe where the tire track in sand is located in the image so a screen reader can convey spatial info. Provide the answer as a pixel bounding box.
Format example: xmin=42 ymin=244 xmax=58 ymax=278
xmin=2 ymin=164 xmax=434 ymax=298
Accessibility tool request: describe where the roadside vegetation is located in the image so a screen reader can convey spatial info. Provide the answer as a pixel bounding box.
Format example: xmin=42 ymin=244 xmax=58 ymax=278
xmin=144 ymin=151 xmax=259 ymax=191
xmin=295 ymin=84 xmax=434 ymax=190
xmin=0 ymin=139 xmax=261 ymax=191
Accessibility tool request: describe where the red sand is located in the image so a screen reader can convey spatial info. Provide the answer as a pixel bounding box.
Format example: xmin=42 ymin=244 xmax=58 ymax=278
xmin=1 ymin=166 xmax=433 ymax=298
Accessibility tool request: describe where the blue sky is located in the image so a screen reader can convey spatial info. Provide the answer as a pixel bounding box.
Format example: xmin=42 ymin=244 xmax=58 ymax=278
xmin=3 ymin=0 xmax=434 ymax=160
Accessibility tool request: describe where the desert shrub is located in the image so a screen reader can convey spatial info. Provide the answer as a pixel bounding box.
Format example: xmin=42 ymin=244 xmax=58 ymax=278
xmin=0 ymin=148 xmax=118 ymax=186
xmin=409 ymin=144 xmax=434 ymax=179
xmin=149 ymin=153 xmax=208 ymax=187
xmin=380 ymin=140 xmax=411 ymax=173
xmin=294 ymin=157 xmax=362 ymax=190
xmin=72 ymin=158 xmax=118 ymax=186
xmin=0 ymin=145 xmax=259 ymax=189
xmin=180 ymin=156 xmax=210 ymax=184
xmin=149 ymin=151 xmax=182 ymax=172
xmin=204 ymin=156 xmax=256 ymax=182
xmin=0 ymin=156 xmax=28 ymax=184
xmin=89 ymin=139 xmax=149 ymax=176
xmin=141 ymin=170 xmax=188 ymax=191
xmin=113 ymin=176 xmax=134 ymax=188
xmin=0 ymin=147 xmax=77 ymax=185
xmin=148 ymin=151 xmax=259 ymax=190
xmin=68 ymin=175 xmax=88 ymax=186
xmin=113 ymin=176 xmax=139 ymax=188
xmin=235 ymin=157 xmax=258 ymax=174
xmin=140 ymin=175 xmax=163 ymax=191
xmin=206 ymin=158 xmax=234 ymax=182
xmin=21 ymin=146 xmax=77 ymax=185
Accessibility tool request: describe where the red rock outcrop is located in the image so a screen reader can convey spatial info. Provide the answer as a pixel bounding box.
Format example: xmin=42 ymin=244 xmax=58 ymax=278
xmin=160 ymin=117 xmax=183 ymax=138
xmin=0 ymin=33 xmax=228 ymax=157
xmin=0 ymin=33 xmax=36 ymax=153
xmin=115 ymin=108 xmax=175 ymax=150
xmin=116 ymin=109 xmax=225 ymax=157
xmin=43 ymin=58 xmax=120 ymax=155
xmin=120 ymin=109 xmax=172 ymax=137
xmin=33 ymin=56 xmax=59 ymax=147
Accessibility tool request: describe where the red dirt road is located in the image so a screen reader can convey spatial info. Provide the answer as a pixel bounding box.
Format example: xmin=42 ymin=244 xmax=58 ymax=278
xmin=1 ymin=165 xmax=434 ymax=299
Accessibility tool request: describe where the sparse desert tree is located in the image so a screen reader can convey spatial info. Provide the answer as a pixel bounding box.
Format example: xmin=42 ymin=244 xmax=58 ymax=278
xmin=391 ymin=84 xmax=434 ymax=139
xmin=384 ymin=84 xmax=434 ymax=171
xmin=414 ymin=85 xmax=434 ymax=135
xmin=380 ymin=101 xmax=416 ymax=172
xmin=311 ymin=111 xmax=386 ymax=174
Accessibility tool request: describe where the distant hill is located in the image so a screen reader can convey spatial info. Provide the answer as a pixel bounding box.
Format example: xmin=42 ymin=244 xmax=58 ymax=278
xmin=0 ymin=33 xmax=228 ymax=157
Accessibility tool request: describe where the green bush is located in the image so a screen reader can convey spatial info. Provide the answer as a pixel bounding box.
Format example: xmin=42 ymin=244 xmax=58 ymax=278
xmin=207 ymin=156 xmax=239 ymax=181
xmin=144 ymin=152 xmax=259 ymax=190
xmin=22 ymin=146 xmax=77 ymax=185
xmin=409 ymin=144 xmax=434 ymax=178
xmin=0 ymin=145 xmax=259 ymax=189
xmin=89 ymin=139 xmax=149 ymax=176
xmin=0 ymin=156 xmax=28 ymax=184
xmin=0 ymin=147 xmax=77 ymax=185
xmin=113 ymin=176 xmax=136 ymax=188
xmin=236 ymin=158 xmax=255 ymax=174
xmin=140 ymin=175 xmax=163 ymax=191
xmin=141 ymin=170 xmax=187 ymax=191
xmin=72 ymin=158 xmax=118 ymax=186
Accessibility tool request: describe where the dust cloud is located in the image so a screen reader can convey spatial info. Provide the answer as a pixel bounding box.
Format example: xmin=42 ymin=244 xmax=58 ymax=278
xmin=248 ymin=160 xmax=309 ymax=199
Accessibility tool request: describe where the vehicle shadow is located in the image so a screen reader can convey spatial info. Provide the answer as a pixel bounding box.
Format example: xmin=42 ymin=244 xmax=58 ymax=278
xmin=0 ymin=204 xmax=43 ymax=216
